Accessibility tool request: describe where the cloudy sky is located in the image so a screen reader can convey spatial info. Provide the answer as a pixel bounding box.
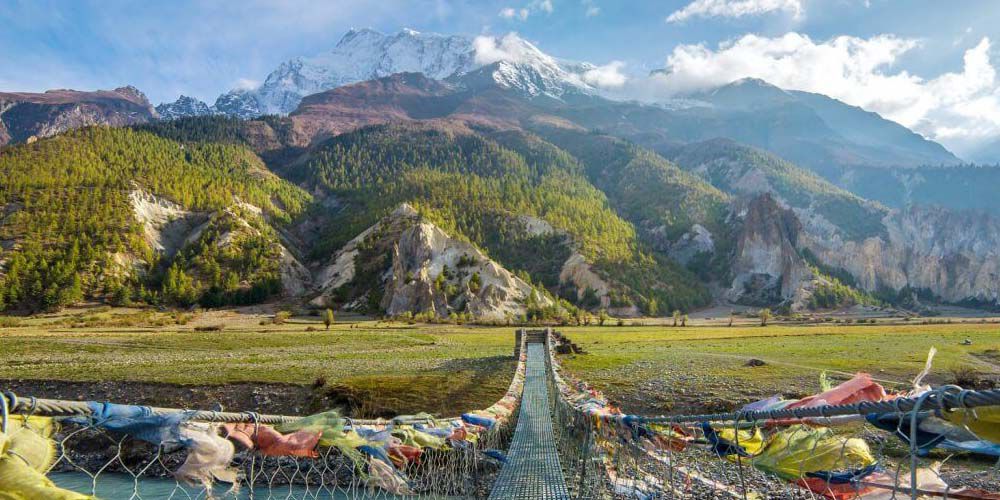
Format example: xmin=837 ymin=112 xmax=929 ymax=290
xmin=2 ymin=0 xmax=998 ymax=155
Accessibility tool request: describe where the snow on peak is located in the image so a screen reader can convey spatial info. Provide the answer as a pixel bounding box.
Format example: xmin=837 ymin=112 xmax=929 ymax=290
xmin=212 ymin=29 xmax=599 ymax=119
xmin=155 ymin=95 xmax=213 ymax=120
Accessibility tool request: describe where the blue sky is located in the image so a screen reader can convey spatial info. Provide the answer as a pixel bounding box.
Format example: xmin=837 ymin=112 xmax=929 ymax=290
xmin=2 ymin=0 xmax=999 ymax=152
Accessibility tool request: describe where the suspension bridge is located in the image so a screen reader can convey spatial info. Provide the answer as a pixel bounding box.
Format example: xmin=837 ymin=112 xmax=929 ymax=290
xmin=2 ymin=329 xmax=1000 ymax=499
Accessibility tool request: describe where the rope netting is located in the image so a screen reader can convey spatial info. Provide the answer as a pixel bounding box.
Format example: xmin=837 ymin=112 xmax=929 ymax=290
xmin=0 ymin=336 xmax=528 ymax=499
xmin=545 ymin=330 xmax=1000 ymax=499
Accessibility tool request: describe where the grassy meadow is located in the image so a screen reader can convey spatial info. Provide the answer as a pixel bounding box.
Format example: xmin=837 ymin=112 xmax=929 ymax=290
xmin=0 ymin=307 xmax=516 ymax=417
xmin=557 ymin=322 xmax=1000 ymax=414
xmin=2 ymin=307 xmax=998 ymax=418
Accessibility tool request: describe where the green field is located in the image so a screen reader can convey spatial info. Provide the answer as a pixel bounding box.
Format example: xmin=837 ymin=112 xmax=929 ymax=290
xmin=557 ymin=323 xmax=1000 ymax=415
xmin=2 ymin=308 xmax=999 ymax=419
xmin=0 ymin=308 xmax=516 ymax=417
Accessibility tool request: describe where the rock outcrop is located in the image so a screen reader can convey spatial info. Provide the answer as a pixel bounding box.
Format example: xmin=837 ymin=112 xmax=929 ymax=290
xmin=667 ymin=224 xmax=715 ymax=266
xmin=129 ymin=189 xmax=309 ymax=296
xmin=0 ymin=86 xmax=157 ymax=145
xmin=801 ymin=206 xmax=1000 ymax=304
xmin=156 ymin=95 xmax=214 ymax=120
xmin=726 ymin=194 xmax=816 ymax=308
xmin=559 ymin=252 xmax=611 ymax=308
xmin=312 ymin=204 xmax=549 ymax=320
xmin=129 ymin=189 xmax=208 ymax=257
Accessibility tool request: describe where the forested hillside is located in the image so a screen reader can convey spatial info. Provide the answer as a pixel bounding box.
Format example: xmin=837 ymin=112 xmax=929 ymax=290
xmin=0 ymin=127 xmax=310 ymax=312
xmin=288 ymin=124 xmax=712 ymax=313
xmin=667 ymin=139 xmax=888 ymax=241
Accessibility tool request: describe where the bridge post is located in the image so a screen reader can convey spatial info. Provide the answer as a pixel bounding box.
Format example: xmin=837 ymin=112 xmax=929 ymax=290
xmin=514 ymin=328 xmax=523 ymax=358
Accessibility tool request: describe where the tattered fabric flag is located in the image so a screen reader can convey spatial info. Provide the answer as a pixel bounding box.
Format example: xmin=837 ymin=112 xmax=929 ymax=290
xmin=944 ymin=405 xmax=1000 ymax=445
xmin=701 ymin=422 xmax=765 ymax=458
xmin=0 ymin=416 xmax=94 ymax=499
xmin=740 ymin=395 xmax=789 ymax=413
xmin=174 ymin=422 xmax=239 ymax=489
xmin=867 ymin=412 xmax=1000 ymax=457
xmin=388 ymin=444 xmax=422 ymax=468
xmin=858 ymin=463 xmax=1000 ymax=499
xmin=366 ymin=456 xmax=413 ymax=496
xmin=391 ymin=427 xmax=447 ymax=450
xmin=461 ymin=412 xmax=495 ymax=429
xmin=751 ymin=425 xmax=878 ymax=499
xmin=274 ymin=410 xmax=347 ymax=447
xmin=647 ymin=423 xmax=691 ymax=452
xmin=67 ymin=402 xmax=238 ymax=490
xmin=68 ymin=402 xmax=191 ymax=451
xmin=222 ymin=422 xmax=320 ymax=458
xmin=787 ymin=373 xmax=888 ymax=409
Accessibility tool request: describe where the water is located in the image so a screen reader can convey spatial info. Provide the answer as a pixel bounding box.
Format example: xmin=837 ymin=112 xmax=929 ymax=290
xmin=50 ymin=472 xmax=457 ymax=499
xmin=51 ymin=472 xmax=361 ymax=499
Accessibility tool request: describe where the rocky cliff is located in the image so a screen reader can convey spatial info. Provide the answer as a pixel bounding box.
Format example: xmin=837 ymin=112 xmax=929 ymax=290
xmin=312 ymin=204 xmax=549 ymax=320
xmin=726 ymin=194 xmax=817 ymax=308
xmin=801 ymin=206 xmax=1000 ymax=305
xmin=155 ymin=95 xmax=214 ymax=120
xmin=128 ymin=189 xmax=309 ymax=297
xmin=0 ymin=86 xmax=157 ymax=145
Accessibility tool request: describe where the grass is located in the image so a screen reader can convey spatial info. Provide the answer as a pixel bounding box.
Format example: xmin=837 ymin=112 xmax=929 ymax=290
xmin=557 ymin=323 xmax=1000 ymax=415
xmin=0 ymin=308 xmax=517 ymax=417
xmin=3 ymin=307 xmax=999 ymax=418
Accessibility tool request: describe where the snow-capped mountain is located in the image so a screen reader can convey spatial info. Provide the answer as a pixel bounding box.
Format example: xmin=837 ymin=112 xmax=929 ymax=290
xmin=157 ymin=28 xmax=595 ymax=120
xmin=155 ymin=95 xmax=213 ymax=120
xmin=212 ymin=89 xmax=261 ymax=118
xmin=460 ymin=33 xmax=596 ymax=99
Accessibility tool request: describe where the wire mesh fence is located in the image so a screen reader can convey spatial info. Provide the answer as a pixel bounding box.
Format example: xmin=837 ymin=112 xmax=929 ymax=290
xmin=546 ymin=329 xmax=1000 ymax=499
xmin=0 ymin=334 xmax=528 ymax=499
xmin=1 ymin=392 xmax=519 ymax=500
xmin=2 ymin=328 xmax=999 ymax=499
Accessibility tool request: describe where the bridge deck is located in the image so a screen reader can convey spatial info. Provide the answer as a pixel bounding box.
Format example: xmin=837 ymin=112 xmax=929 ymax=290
xmin=488 ymin=341 xmax=569 ymax=499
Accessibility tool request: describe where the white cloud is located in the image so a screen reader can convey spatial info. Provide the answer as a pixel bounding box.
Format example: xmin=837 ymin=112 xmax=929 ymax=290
xmin=586 ymin=6 xmax=600 ymax=16
xmin=473 ymin=33 xmax=543 ymax=65
xmin=667 ymin=0 xmax=802 ymax=23
xmin=583 ymin=61 xmax=627 ymax=88
xmin=499 ymin=7 xmax=529 ymax=20
xmin=232 ymin=78 xmax=260 ymax=90
xmin=643 ymin=33 xmax=1000 ymax=150
xmin=499 ymin=1 xmax=554 ymax=21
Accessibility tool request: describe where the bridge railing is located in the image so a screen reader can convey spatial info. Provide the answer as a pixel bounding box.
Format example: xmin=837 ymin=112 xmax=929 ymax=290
xmin=0 ymin=331 xmax=530 ymax=499
xmin=544 ymin=329 xmax=1000 ymax=500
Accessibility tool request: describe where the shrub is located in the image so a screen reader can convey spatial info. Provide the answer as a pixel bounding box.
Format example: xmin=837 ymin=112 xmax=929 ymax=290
xmin=273 ymin=311 xmax=292 ymax=325
xmin=0 ymin=317 xmax=22 ymax=328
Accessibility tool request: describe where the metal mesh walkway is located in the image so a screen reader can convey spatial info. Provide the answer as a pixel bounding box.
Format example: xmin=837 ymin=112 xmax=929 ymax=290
xmin=489 ymin=341 xmax=570 ymax=499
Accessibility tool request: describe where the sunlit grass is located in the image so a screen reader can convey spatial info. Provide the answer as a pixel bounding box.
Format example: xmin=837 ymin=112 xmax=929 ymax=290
xmin=558 ymin=323 xmax=1000 ymax=414
xmin=0 ymin=309 xmax=518 ymax=415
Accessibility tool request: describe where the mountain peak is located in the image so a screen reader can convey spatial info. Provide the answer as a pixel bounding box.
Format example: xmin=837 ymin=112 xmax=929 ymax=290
xmin=156 ymin=95 xmax=213 ymax=120
xmin=726 ymin=77 xmax=780 ymax=89
xmin=459 ymin=59 xmax=591 ymax=99
xmin=196 ymin=29 xmax=598 ymax=120
xmin=701 ymin=77 xmax=793 ymax=109
xmin=113 ymin=85 xmax=152 ymax=106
